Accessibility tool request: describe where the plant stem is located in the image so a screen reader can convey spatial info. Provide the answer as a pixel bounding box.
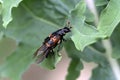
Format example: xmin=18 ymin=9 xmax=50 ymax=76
xmin=85 ymin=0 xmax=98 ymax=26
xmin=85 ymin=0 xmax=120 ymax=80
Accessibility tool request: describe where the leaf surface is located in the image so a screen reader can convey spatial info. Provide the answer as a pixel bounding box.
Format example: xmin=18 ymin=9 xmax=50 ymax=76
xmin=1 ymin=0 xmax=22 ymax=28
xmin=97 ymin=0 xmax=120 ymax=37
xmin=0 ymin=0 xmax=80 ymax=79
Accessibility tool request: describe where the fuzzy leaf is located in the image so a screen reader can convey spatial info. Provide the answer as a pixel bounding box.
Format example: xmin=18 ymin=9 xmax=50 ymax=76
xmin=64 ymin=40 xmax=83 ymax=80
xmin=40 ymin=52 xmax=62 ymax=70
xmin=0 ymin=37 xmax=17 ymax=64
xmin=65 ymin=40 xmax=108 ymax=67
xmin=94 ymin=0 xmax=108 ymax=6
xmin=84 ymin=7 xmax=95 ymax=22
xmin=90 ymin=64 xmax=116 ymax=80
xmin=110 ymin=23 xmax=120 ymax=59
xmin=0 ymin=0 xmax=80 ymax=80
xmin=97 ymin=0 xmax=120 ymax=37
xmin=64 ymin=40 xmax=109 ymax=80
xmin=70 ymin=0 xmax=120 ymax=51
xmin=0 ymin=44 xmax=34 ymax=80
xmin=69 ymin=0 xmax=105 ymax=51
xmin=0 ymin=2 xmax=2 ymax=15
xmin=66 ymin=59 xmax=83 ymax=80
xmin=91 ymin=41 xmax=106 ymax=53
xmin=1 ymin=0 xmax=22 ymax=28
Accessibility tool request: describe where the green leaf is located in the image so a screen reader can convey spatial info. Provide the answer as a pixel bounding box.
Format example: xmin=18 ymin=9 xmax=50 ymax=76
xmin=90 ymin=64 xmax=116 ymax=80
xmin=64 ymin=40 xmax=108 ymax=80
xmin=64 ymin=40 xmax=114 ymax=80
xmin=69 ymin=39 xmax=107 ymax=67
xmin=64 ymin=40 xmax=83 ymax=80
xmin=112 ymin=47 xmax=120 ymax=59
xmin=0 ymin=43 xmax=34 ymax=80
xmin=84 ymin=7 xmax=95 ymax=22
xmin=40 ymin=52 xmax=62 ymax=70
xmin=110 ymin=23 xmax=120 ymax=59
xmin=64 ymin=40 xmax=81 ymax=59
xmin=80 ymin=46 xmax=108 ymax=67
xmin=1 ymin=0 xmax=22 ymax=28
xmin=91 ymin=41 xmax=106 ymax=53
xmin=69 ymin=0 xmax=105 ymax=51
xmin=97 ymin=0 xmax=120 ymax=37
xmin=0 ymin=37 xmax=17 ymax=64
xmin=0 ymin=2 xmax=2 ymax=15
xmin=0 ymin=0 xmax=3 ymax=3
xmin=0 ymin=31 xmax=3 ymax=40
xmin=1 ymin=0 xmax=120 ymax=80
xmin=94 ymin=0 xmax=108 ymax=6
xmin=71 ymin=23 xmax=104 ymax=51
xmin=0 ymin=0 xmax=79 ymax=80
xmin=1 ymin=3 xmax=59 ymax=79
xmin=66 ymin=59 xmax=83 ymax=80
xmin=22 ymin=0 xmax=76 ymax=27
xmin=61 ymin=0 xmax=80 ymax=12
xmin=70 ymin=0 xmax=120 ymax=51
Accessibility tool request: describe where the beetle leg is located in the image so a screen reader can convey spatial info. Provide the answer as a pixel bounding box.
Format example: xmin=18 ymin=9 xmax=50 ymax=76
xmin=57 ymin=39 xmax=61 ymax=44
xmin=57 ymin=37 xmax=66 ymax=52
xmin=57 ymin=40 xmax=63 ymax=52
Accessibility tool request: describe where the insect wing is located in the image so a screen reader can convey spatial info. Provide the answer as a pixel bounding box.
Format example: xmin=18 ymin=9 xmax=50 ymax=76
xmin=34 ymin=45 xmax=48 ymax=63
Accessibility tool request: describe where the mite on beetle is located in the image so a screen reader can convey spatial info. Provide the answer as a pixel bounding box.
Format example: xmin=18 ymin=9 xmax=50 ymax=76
xmin=34 ymin=21 xmax=72 ymax=63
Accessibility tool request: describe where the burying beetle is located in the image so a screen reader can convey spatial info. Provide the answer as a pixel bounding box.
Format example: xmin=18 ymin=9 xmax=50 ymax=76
xmin=34 ymin=21 xmax=72 ymax=63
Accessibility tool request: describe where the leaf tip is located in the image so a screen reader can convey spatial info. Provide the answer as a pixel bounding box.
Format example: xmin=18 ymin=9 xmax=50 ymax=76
xmin=3 ymin=17 xmax=12 ymax=28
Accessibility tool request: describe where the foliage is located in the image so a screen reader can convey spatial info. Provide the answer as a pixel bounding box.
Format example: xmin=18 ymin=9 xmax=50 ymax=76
xmin=0 ymin=0 xmax=120 ymax=80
